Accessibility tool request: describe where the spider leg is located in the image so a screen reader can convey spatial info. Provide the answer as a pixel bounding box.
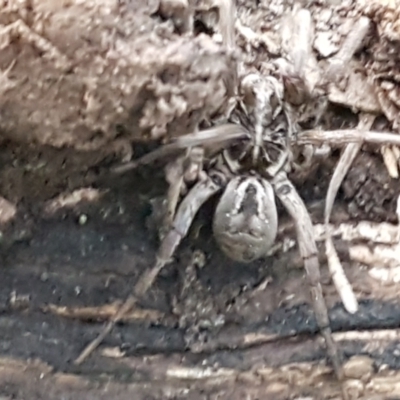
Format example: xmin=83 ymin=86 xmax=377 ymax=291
xmin=164 ymin=159 xmax=185 ymax=234
xmin=150 ymin=170 xmax=225 ymax=286
xmin=112 ymin=124 xmax=248 ymax=174
xmin=163 ymin=147 xmax=206 ymax=236
xmin=297 ymin=129 xmax=400 ymax=147
xmin=74 ymin=171 xmax=226 ymax=365
xmin=272 ymin=171 xmax=343 ymax=380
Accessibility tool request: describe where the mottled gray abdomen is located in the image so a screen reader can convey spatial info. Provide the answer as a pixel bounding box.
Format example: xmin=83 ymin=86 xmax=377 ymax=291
xmin=212 ymin=176 xmax=278 ymax=263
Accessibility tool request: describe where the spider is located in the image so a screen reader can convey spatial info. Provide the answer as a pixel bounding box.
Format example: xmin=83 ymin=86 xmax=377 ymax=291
xmin=75 ymin=3 xmax=400 ymax=392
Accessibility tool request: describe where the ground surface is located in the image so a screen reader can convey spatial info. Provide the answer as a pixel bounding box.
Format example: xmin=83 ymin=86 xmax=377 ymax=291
xmin=0 ymin=0 xmax=235 ymax=152
xmin=2 ymin=0 xmax=400 ymax=399
xmin=0 ymin=141 xmax=400 ymax=400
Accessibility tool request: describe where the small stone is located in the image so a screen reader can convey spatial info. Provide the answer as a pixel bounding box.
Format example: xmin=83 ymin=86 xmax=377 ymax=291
xmin=78 ymin=214 xmax=88 ymax=225
xmin=0 ymin=197 xmax=17 ymax=224
xmin=343 ymin=355 xmax=374 ymax=380
xmin=343 ymin=379 xmax=364 ymax=399
xmin=40 ymin=272 xmax=49 ymax=282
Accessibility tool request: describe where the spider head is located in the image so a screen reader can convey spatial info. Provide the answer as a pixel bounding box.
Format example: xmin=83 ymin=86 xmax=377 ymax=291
xmin=212 ymin=175 xmax=278 ymax=263
xmin=237 ymin=73 xmax=285 ymax=165
xmin=239 ymin=73 xmax=284 ymax=122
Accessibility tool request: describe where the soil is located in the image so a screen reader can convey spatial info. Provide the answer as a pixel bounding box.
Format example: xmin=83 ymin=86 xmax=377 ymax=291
xmin=0 ymin=1 xmax=235 ymax=152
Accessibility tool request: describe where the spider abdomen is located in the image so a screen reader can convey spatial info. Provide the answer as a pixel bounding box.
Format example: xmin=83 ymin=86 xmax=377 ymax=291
xmin=212 ymin=176 xmax=278 ymax=263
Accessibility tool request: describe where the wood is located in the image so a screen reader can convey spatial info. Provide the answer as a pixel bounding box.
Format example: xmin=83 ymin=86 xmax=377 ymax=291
xmin=1 ymin=159 xmax=400 ymax=398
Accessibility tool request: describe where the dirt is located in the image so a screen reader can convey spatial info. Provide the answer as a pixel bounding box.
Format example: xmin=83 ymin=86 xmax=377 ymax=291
xmin=1 ymin=0 xmax=397 ymax=156
xmin=0 ymin=0 xmax=235 ymax=153
xmin=343 ymin=149 xmax=400 ymax=222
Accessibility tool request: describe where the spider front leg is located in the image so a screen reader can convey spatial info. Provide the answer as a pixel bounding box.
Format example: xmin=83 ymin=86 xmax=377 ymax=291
xmin=272 ymin=171 xmax=343 ymax=380
xmin=163 ymin=146 xmax=206 ymax=237
xmin=75 ymin=170 xmax=226 ymax=364
xmin=136 ymin=169 xmax=226 ymax=296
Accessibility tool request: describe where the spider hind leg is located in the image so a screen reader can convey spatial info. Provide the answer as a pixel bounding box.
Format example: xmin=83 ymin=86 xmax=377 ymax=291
xmin=272 ymin=171 xmax=344 ymax=380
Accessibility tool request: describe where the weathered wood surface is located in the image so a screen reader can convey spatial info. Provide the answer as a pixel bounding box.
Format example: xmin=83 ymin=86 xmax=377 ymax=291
xmin=0 ymin=151 xmax=400 ymax=399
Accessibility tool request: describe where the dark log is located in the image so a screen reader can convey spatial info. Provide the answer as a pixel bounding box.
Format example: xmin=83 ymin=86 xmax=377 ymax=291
xmin=0 ymin=159 xmax=400 ymax=399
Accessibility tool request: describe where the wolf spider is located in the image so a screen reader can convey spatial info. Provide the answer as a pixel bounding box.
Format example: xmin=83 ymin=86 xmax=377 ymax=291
xmin=75 ymin=4 xmax=400 ymax=391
